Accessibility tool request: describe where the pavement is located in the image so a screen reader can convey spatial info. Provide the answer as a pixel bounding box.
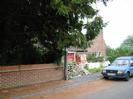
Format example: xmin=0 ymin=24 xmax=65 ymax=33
xmin=0 ymin=73 xmax=103 ymax=99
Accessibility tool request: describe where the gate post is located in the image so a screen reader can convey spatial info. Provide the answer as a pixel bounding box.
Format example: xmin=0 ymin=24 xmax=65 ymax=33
xmin=64 ymin=48 xmax=68 ymax=80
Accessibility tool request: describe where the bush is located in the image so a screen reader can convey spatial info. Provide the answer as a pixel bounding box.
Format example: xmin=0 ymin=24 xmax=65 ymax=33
xmin=87 ymin=54 xmax=104 ymax=62
xmin=84 ymin=65 xmax=103 ymax=73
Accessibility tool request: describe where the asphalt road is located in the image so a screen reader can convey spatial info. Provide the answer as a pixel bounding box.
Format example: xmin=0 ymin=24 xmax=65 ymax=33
xmin=80 ymin=78 xmax=133 ymax=99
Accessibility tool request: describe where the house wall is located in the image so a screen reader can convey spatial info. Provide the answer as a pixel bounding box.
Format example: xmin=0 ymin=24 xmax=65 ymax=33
xmin=67 ymin=52 xmax=76 ymax=62
xmin=0 ymin=64 xmax=64 ymax=89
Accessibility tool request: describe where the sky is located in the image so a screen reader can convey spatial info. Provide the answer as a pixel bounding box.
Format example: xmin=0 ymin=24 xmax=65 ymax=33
xmin=97 ymin=0 xmax=133 ymax=49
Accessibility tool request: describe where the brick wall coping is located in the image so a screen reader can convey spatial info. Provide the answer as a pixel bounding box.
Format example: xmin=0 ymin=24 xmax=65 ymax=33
xmin=0 ymin=64 xmax=63 ymax=73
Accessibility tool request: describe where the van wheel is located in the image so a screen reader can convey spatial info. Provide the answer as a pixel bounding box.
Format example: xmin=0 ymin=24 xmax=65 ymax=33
xmin=104 ymin=77 xmax=108 ymax=80
xmin=125 ymin=72 xmax=130 ymax=81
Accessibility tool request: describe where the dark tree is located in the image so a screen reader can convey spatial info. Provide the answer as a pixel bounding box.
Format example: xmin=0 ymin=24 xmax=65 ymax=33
xmin=0 ymin=0 xmax=107 ymax=65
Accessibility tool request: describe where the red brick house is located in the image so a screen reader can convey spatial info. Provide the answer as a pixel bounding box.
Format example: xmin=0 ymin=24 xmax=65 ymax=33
xmin=67 ymin=32 xmax=106 ymax=64
xmin=87 ymin=32 xmax=106 ymax=56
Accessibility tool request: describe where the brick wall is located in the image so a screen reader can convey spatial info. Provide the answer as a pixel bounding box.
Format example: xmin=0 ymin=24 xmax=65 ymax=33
xmin=0 ymin=64 xmax=64 ymax=89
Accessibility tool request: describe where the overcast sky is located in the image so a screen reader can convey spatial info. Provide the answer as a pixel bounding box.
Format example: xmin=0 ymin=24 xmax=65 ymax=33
xmin=97 ymin=0 xmax=133 ymax=49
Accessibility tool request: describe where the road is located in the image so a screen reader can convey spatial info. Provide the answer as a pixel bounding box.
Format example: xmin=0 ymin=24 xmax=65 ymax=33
xmin=80 ymin=78 xmax=133 ymax=99
xmin=1 ymin=76 xmax=133 ymax=99
xmin=29 ymin=78 xmax=133 ymax=99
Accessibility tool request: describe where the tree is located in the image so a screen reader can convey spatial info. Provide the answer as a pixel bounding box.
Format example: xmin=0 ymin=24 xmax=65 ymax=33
xmin=106 ymin=47 xmax=132 ymax=62
xmin=120 ymin=35 xmax=133 ymax=51
xmin=107 ymin=35 xmax=133 ymax=62
xmin=0 ymin=0 xmax=107 ymax=65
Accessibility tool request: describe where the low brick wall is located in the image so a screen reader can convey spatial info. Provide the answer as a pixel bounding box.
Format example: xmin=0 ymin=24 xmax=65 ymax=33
xmin=0 ymin=64 xmax=64 ymax=89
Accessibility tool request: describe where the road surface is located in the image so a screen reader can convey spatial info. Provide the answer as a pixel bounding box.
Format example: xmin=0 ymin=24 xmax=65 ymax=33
xmin=80 ymin=78 xmax=133 ymax=99
xmin=28 ymin=78 xmax=133 ymax=99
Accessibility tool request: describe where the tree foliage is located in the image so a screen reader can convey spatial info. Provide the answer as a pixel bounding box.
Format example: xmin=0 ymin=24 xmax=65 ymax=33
xmin=120 ymin=35 xmax=133 ymax=51
xmin=0 ymin=0 xmax=107 ymax=65
xmin=106 ymin=47 xmax=132 ymax=62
